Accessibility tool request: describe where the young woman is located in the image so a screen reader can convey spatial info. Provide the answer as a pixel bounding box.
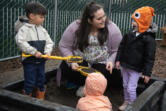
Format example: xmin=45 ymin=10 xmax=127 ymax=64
xmin=57 ymin=1 xmax=122 ymax=96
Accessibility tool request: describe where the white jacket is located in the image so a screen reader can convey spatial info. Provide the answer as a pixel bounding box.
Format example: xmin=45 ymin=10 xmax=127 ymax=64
xmin=15 ymin=17 xmax=54 ymax=56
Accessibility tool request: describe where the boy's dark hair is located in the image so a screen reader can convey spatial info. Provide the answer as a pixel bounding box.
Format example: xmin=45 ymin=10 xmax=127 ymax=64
xmin=25 ymin=2 xmax=47 ymax=18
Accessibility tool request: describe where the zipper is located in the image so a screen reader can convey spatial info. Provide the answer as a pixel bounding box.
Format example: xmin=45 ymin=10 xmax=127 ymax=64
xmin=35 ymin=26 xmax=39 ymax=40
xmin=35 ymin=26 xmax=40 ymax=53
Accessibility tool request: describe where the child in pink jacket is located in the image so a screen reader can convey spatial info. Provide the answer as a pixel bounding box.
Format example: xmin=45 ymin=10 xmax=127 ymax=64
xmin=76 ymin=73 xmax=112 ymax=111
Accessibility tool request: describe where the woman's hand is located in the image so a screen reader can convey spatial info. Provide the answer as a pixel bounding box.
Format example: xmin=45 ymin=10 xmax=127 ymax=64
xmin=115 ymin=61 xmax=120 ymax=70
xmin=142 ymin=75 xmax=150 ymax=84
xmin=71 ymin=63 xmax=79 ymax=71
xmin=106 ymin=61 xmax=114 ymax=74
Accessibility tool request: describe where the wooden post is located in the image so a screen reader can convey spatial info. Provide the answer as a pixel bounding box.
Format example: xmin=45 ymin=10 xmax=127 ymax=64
xmin=160 ymin=26 xmax=166 ymax=47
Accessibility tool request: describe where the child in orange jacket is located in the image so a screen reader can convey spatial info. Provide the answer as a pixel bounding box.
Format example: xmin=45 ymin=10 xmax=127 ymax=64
xmin=76 ymin=73 xmax=112 ymax=111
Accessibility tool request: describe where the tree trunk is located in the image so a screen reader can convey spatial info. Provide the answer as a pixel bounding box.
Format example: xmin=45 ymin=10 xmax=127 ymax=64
xmin=160 ymin=26 xmax=166 ymax=47
xmin=161 ymin=34 xmax=166 ymax=46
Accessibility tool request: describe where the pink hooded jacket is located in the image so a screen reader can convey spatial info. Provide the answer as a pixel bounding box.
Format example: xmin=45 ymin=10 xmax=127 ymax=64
xmin=76 ymin=73 xmax=112 ymax=111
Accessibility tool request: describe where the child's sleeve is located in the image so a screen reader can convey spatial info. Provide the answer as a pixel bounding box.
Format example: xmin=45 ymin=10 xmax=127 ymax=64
xmin=142 ymin=37 xmax=156 ymax=76
xmin=15 ymin=28 xmax=37 ymax=55
xmin=115 ymin=34 xmax=127 ymax=62
xmin=44 ymin=30 xmax=54 ymax=54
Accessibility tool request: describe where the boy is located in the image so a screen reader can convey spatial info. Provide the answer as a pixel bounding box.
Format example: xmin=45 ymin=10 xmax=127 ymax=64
xmin=15 ymin=2 xmax=54 ymax=100
xmin=115 ymin=6 xmax=157 ymax=110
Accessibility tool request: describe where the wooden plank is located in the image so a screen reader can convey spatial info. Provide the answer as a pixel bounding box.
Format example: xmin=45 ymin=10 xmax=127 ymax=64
xmin=161 ymin=90 xmax=166 ymax=111
xmin=0 ymin=88 xmax=78 ymax=111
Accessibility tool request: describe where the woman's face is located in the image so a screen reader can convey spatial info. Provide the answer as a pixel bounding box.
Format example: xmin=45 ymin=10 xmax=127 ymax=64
xmin=89 ymin=8 xmax=106 ymax=29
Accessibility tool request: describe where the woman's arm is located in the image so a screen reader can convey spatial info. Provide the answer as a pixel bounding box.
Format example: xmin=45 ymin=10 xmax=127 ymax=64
xmin=59 ymin=20 xmax=79 ymax=57
xmin=107 ymin=22 xmax=122 ymax=64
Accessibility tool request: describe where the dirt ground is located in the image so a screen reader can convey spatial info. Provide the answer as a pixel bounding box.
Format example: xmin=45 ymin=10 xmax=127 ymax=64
xmin=152 ymin=41 xmax=166 ymax=78
xmin=45 ymin=77 xmax=124 ymax=110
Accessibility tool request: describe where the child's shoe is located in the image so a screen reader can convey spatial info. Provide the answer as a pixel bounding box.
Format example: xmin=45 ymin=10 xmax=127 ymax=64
xmin=119 ymin=101 xmax=129 ymax=110
xmin=76 ymin=86 xmax=84 ymax=97
xmin=36 ymin=87 xmax=46 ymax=100
xmin=22 ymin=90 xmax=32 ymax=97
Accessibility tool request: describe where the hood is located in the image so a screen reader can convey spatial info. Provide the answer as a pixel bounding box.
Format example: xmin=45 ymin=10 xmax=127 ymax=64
xmin=138 ymin=22 xmax=158 ymax=39
xmin=15 ymin=16 xmax=29 ymax=32
xmin=84 ymin=73 xmax=107 ymax=96
xmin=131 ymin=6 xmax=155 ymax=33
xmin=146 ymin=22 xmax=158 ymax=33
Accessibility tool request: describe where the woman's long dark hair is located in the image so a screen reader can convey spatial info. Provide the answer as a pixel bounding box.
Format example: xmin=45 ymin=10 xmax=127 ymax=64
xmin=75 ymin=1 xmax=109 ymax=52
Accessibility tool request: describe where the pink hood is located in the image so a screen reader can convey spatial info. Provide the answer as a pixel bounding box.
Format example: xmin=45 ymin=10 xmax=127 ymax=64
xmin=76 ymin=73 xmax=112 ymax=111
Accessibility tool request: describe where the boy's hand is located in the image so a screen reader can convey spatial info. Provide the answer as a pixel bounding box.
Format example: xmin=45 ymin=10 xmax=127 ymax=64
xmin=142 ymin=75 xmax=150 ymax=84
xmin=106 ymin=61 xmax=113 ymax=74
xmin=71 ymin=63 xmax=79 ymax=71
xmin=115 ymin=61 xmax=120 ymax=70
xmin=45 ymin=53 xmax=51 ymax=59
xmin=35 ymin=51 xmax=42 ymax=58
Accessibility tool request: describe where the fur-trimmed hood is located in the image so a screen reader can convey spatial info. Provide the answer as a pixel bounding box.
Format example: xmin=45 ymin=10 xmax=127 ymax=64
xmin=146 ymin=23 xmax=158 ymax=33
xmin=14 ymin=16 xmax=29 ymax=32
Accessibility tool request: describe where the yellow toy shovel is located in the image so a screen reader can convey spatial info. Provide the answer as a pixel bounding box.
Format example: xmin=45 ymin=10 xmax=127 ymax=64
xmin=22 ymin=53 xmax=83 ymax=63
xmin=76 ymin=66 xmax=101 ymax=76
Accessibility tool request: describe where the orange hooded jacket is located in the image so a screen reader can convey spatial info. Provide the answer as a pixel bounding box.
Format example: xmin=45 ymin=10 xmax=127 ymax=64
xmin=76 ymin=73 xmax=112 ymax=111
